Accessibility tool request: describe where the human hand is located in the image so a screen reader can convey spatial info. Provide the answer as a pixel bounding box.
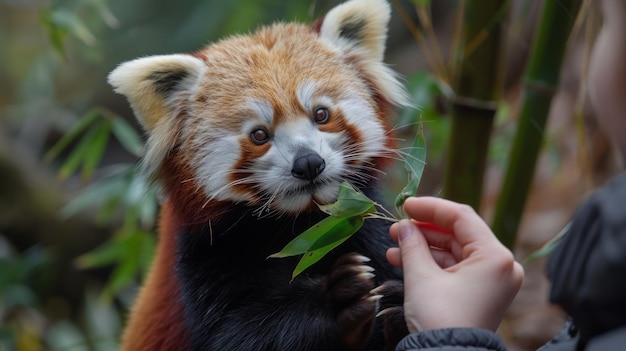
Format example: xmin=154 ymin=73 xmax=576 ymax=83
xmin=387 ymin=197 xmax=524 ymax=333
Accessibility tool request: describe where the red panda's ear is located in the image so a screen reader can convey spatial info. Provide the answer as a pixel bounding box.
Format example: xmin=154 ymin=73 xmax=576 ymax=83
xmin=319 ymin=0 xmax=391 ymax=62
xmin=108 ymin=54 xmax=205 ymax=132
xmin=108 ymin=54 xmax=205 ymax=176
xmin=319 ymin=0 xmax=410 ymax=108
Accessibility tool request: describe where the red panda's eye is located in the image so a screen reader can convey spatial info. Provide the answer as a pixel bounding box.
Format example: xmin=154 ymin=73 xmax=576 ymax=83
xmin=314 ymin=107 xmax=330 ymax=124
xmin=250 ymin=128 xmax=270 ymax=145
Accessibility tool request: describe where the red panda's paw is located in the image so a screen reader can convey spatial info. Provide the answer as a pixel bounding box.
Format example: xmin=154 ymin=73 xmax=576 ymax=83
xmin=324 ymin=253 xmax=377 ymax=350
xmin=372 ymin=280 xmax=409 ymax=351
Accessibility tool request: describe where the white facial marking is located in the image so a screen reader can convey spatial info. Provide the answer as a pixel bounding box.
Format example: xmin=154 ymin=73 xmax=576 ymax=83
xmin=247 ymin=99 xmax=273 ymax=125
xmin=337 ymin=95 xmax=386 ymax=159
xmin=297 ymin=80 xmax=317 ymax=111
xmin=194 ymin=132 xmax=250 ymax=203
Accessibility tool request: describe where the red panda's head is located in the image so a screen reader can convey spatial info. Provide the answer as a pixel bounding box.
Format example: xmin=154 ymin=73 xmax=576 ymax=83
xmin=108 ymin=0 xmax=409 ymax=218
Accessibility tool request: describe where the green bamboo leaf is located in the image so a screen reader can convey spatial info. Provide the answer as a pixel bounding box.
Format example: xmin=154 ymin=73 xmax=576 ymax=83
xmin=60 ymin=170 xmax=127 ymax=218
xmin=80 ymin=120 xmax=111 ymax=181
xmin=268 ymin=215 xmax=348 ymax=258
xmin=57 ymin=126 xmax=99 ymax=180
xmin=80 ymin=231 xmax=151 ymax=299
xmin=307 ymin=216 xmax=364 ymax=252
xmin=92 ymin=0 xmax=120 ymax=28
xmin=39 ymin=9 xmax=68 ymax=58
xmin=103 ymin=231 xmax=156 ymax=297
xmin=111 ymin=118 xmax=144 ymax=157
xmin=318 ymin=182 xmax=376 ymax=217
xmin=397 ymin=72 xmax=451 ymax=162
xmin=46 ymin=108 xmax=100 ymax=161
xmin=103 ymin=250 xmax=139 ymax=298
xmin=51 ymin=9 xmax=96 ymax=46
xmin=291 ymin=217 xmax=364 ymax=280
xmin=75 ymin=234 xmax=130 ymax=269
xmin=97 ymin=193 xmax=125 ymax=223
xmin=522 ymin=222 xmax=570 ymax=265
xmin=270 ymin=183 xmax=373 ymax=278
xmin=395 ymin=120 xmax=427 ymax=213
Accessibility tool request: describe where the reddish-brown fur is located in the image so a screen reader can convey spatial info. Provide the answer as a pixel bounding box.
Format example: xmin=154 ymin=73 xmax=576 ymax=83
xmin=121 ymin=202 xmax=190 ymax=350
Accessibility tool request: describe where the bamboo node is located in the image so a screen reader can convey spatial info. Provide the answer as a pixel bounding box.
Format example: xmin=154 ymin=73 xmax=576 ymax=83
xmin=523 ymin=78 xmax=557 ymax=96
xmin=452 ymin=95 xmax=498 ymax=113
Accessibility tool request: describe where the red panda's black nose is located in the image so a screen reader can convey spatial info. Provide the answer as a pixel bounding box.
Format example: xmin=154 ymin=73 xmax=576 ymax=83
xmin=291 ymin=150 xmax=326 ymax=181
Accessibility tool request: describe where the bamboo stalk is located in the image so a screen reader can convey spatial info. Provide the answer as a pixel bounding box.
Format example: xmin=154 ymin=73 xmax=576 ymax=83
xmin=391 ymin=0 xmax=447 ymax=80
xmin=442 ymin=0 xmax=506 ymax=210
xmin=447 ymin=1 xmax=465 ymax=79
xmin=573 ymin=0 xmax=597 ymax=189
xmin=415 ymin=3 xmax=448 ymax=82
xmin=491 ymin=0 xmax=583 ymax=249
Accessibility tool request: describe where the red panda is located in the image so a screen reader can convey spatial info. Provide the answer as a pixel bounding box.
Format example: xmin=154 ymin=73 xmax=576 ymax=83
xmin=108 ymin=0 xmax=410 ymax=350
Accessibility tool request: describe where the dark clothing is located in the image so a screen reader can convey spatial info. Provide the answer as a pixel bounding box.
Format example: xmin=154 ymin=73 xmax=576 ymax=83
xmin=394 ymin=328 xmax=507 ymax=351
xmin=396 ymin=174 xmax=626 ymax=351
xmin=546 ymin=173 xmax=626 ymax=345
xmin=396 ymin=323 xmax=626 ymax=351
xmin=584 ymin=326 xmax=626 ymax=350
xmin=536 ymin=319 xmax=579 ymax=351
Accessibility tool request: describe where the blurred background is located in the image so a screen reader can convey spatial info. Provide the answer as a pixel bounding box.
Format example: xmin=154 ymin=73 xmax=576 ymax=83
xmin=0 ymin=0 xmax=622 ymax=350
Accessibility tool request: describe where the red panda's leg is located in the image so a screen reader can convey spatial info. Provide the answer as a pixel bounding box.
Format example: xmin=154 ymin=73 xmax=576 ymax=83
xmin=121 ymin=201 xmax=189 ymax=351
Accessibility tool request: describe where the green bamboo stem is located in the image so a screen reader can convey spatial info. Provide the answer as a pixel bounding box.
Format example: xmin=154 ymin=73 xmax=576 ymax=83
xmin=442 ymin=0 xmax=506 ymax=210
xmin=491 ymin=0 xmax=582 ymax=249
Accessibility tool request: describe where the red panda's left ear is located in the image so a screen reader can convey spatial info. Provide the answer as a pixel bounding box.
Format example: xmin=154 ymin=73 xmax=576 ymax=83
xmin=319 ymin=0 xmax=410 ymax=108
xmin=319 ymin=0 xmax=391 ymax=62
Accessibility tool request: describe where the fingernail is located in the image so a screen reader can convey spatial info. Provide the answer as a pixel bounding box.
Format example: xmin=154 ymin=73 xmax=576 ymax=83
xmin=398 ymin=221 xmax=413 ymax=243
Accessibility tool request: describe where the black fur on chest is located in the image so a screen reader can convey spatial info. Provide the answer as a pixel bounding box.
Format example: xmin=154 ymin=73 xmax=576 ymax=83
xmin=175 ymin=187 xmax=402 ymax=351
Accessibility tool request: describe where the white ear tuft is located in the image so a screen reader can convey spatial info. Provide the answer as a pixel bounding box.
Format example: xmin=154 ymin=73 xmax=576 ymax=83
xmin=108 ymin=54 xmax=205 ymax=176
xmin=108 ymin=54 xmax=205 ymax=131
xmin=319 ymin=0 xmax=391 ymax=61
xmin=320 ymin=0 xmax=410 ymax=108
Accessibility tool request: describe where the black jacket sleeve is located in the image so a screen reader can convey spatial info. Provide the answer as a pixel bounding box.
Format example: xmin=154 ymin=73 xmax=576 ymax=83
xmin=537 ymin=319 xmax=579 ymax=351
xmin=585 ymin=326 xmax=626 ymax=350
xmin=395 ymin=328 xmax=508 ymax=351
xmin=546 ymin=173 xmax=626 ymax=344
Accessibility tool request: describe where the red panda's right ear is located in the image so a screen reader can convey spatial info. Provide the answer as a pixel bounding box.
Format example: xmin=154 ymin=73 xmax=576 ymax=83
xmin=108 ymin=54 xmax=205 ymax=176
xmin=319 ymin=0 xmax=390 ymax=62
xmin=319 ymin=0 xmax=410 ymax=108
xmin=108 ymin=54 xmax=205 ymax=132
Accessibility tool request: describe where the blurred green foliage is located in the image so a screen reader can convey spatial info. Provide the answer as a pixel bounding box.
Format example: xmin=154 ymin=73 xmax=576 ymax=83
xmin=46 ymin=108 xmax=157 ymax=301
xmin=0 ymin=240 xmax=121 ymax=351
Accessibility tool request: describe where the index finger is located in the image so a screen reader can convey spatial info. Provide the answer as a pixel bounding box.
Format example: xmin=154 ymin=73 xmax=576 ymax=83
xmin=403 ymin=197 xmax=498 ymax=247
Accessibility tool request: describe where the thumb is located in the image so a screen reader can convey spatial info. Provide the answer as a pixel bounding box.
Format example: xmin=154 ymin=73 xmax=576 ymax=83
xmin=396 ymin=220 xmax=440 ymax=282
